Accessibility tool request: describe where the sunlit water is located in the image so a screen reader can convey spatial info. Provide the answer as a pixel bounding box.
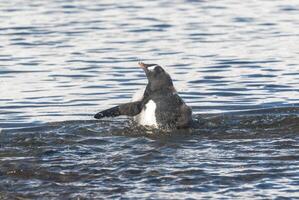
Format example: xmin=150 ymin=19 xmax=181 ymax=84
xmin=1 ymin=0 xmax=299 ymax=199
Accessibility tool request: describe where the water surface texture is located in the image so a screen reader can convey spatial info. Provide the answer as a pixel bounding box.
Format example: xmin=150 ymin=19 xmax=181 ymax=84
xmin=1 ymin=0 xmax=299 ymax=199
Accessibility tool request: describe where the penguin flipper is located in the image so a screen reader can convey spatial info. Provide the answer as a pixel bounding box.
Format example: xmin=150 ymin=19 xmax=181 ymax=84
xmin=94 ymin=105 xmax=120 ymax=119
xmin=94 ymin=101 xmax=142 ymax=119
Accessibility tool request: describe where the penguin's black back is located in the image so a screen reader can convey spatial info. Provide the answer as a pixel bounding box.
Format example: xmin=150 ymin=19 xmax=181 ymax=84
xmin=144 ymin=91 xmax=190 ymax=128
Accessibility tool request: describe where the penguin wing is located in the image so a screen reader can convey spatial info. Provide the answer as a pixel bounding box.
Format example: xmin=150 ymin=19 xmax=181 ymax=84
xmin=176 ymin=104 xmax=192 ymax=129
xmin=94 ymin=101 xmax=143 ymax=119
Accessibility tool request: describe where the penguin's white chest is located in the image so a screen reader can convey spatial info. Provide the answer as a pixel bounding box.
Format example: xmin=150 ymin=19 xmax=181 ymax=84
xmin=134 ymin=100 xmax=158 ymax=127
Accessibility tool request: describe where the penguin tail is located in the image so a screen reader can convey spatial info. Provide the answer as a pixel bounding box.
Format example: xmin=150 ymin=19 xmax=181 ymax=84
xmin=94 ymin=101 xmax=142 ymax=119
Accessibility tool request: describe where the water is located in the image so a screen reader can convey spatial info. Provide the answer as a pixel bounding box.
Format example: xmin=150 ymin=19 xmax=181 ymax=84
xmin=1 ymin=0 xmax=299 ymax=199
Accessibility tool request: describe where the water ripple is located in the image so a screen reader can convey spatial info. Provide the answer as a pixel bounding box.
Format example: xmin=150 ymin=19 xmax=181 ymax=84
xmin=1 ymin=0 xmax=299 ymax=199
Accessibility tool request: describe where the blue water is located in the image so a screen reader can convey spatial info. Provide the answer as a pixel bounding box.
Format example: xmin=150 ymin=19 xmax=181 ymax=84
xmin=1 ymin=0 xmax=299 ymax=199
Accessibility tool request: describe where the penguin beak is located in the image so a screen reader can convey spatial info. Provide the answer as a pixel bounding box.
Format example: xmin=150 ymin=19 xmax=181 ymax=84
xmin=138 ymin=62 xmax=156 ymax=74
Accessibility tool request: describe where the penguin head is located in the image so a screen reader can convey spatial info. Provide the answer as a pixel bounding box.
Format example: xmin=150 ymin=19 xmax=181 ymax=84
xmin=138 ymin=62 xmax=174 ymax=92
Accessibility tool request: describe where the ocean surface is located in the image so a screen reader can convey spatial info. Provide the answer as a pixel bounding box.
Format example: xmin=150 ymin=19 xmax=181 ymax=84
xmin=1 ymin=0 xmax=299 ymax=199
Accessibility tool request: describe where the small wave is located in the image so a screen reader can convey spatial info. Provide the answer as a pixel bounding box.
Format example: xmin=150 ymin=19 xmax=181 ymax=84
xmin=3 ymin=107 xmax=299 ymax=140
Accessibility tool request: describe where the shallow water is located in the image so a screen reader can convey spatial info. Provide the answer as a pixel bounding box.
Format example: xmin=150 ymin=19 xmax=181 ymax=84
xmin=1 ymin=0 xmax=299 ymax=199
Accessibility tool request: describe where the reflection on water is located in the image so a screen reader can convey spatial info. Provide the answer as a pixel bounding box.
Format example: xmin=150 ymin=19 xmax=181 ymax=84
xmin=1 ymin=0 xmax=299 ymax=127
xmin=0 ymin=0 xmax=299 ymax=199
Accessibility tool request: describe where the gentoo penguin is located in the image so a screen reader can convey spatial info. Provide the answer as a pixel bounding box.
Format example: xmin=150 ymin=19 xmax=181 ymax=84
xmin=94 ymin=62 xmax=192 ymax=129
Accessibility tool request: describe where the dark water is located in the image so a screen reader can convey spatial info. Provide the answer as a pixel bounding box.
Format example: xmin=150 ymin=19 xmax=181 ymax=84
xmin=1 ymin=0 xmax=299 ymax=199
